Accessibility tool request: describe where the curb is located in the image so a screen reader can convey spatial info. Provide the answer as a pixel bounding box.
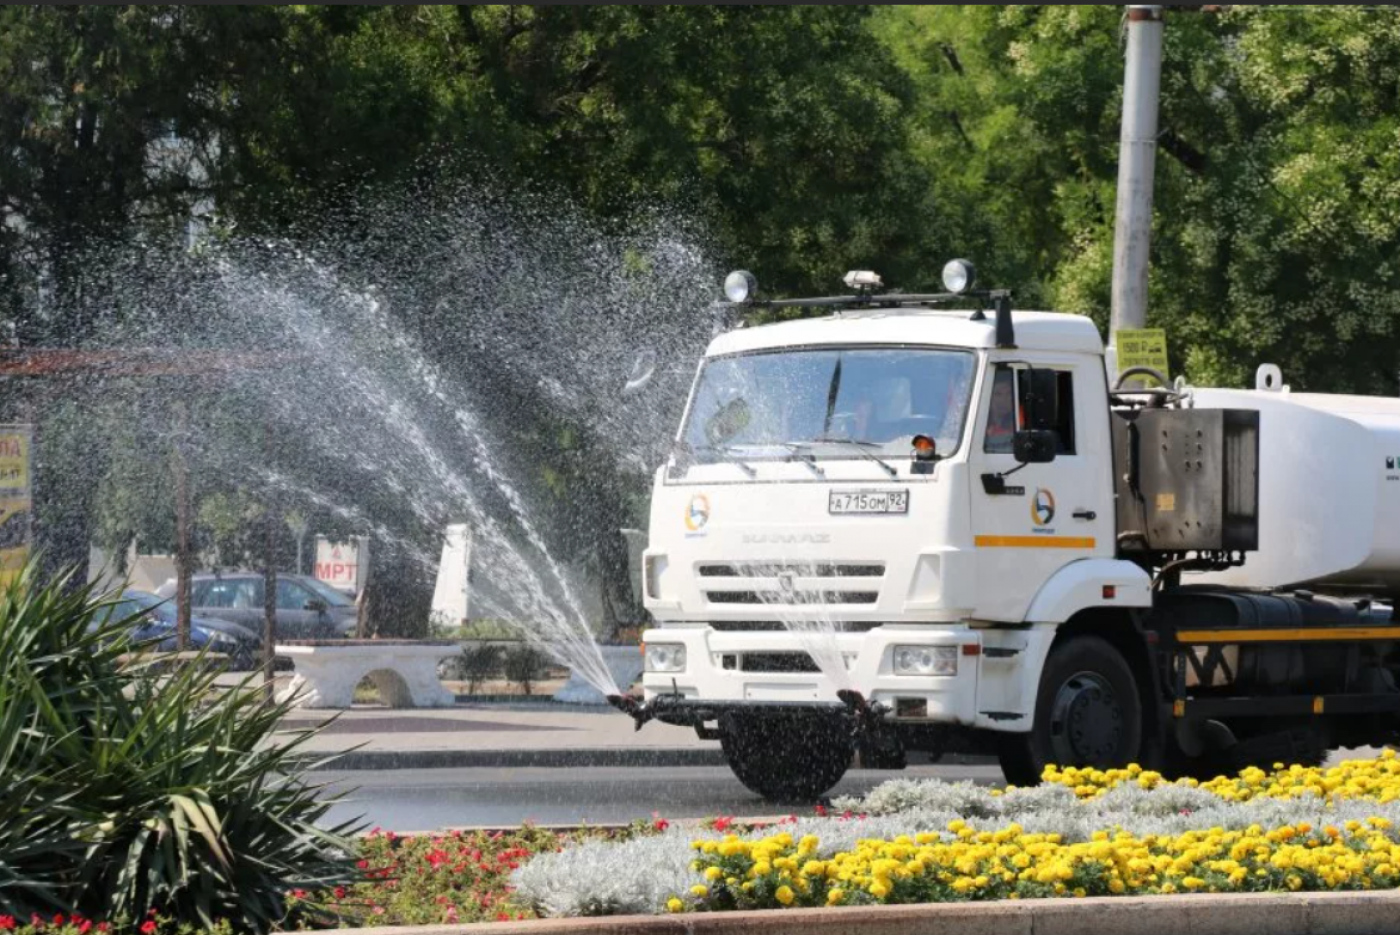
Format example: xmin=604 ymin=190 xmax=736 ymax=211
xmin=293 ymin=747 xmax=729 ymax=771
xmin=322 ymin=890 xmax=1400 ymax=935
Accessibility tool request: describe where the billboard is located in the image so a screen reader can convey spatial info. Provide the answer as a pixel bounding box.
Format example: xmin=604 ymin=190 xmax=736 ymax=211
xmin=0 ymin=425 xmax=32 ymax=587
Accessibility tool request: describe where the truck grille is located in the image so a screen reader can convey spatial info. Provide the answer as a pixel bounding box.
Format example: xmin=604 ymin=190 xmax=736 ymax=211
xmin=699 ymin=561 xmax=884 ymax=606
xmin=738 ymin=652 xmax=821 ymax=673
xmin=699 ymin=562 xmax=885 ymax=578
xmin=705 ymin=590 xmax=879 ymax=605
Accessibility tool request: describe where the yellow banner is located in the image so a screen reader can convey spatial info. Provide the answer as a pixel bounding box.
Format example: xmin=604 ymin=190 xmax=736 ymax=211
xmin=1115 ymin=328 xmax=1170 ymax=386
xmin=0 ymin=426 xmax=31 ymax=494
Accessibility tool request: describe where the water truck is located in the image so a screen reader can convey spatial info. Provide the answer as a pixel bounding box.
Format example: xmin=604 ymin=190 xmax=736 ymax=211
xmin=610 ymin=261 xmax=1400 ymax=801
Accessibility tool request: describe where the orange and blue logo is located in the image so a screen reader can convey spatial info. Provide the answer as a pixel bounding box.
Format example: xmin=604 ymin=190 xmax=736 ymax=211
xmin=1031 ymin=487 xmax=1056 ymax=526
xmin=685 ymin=493 xmax=711 ymax=532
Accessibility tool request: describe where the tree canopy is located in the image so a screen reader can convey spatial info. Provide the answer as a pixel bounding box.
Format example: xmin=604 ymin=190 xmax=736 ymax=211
xmin=3 ymin=5 xmax=1400 ymax=624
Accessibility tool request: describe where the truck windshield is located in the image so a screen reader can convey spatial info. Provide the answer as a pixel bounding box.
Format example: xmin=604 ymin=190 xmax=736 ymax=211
xmin=682 ymin=347 xmax=976 ymax=458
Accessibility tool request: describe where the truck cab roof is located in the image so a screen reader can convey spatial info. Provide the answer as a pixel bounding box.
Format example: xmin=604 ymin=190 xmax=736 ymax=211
xmin=706 ymin=308 xmax=1105 ymax=358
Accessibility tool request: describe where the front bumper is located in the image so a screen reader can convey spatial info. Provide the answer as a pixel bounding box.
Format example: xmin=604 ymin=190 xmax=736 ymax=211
xmin=640 ymin=623 xmax=981 ymax=727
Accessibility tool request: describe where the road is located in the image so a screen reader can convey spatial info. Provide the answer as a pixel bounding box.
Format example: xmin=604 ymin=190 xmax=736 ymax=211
xmin=313 ymin=763 xmax=1004 ymax=831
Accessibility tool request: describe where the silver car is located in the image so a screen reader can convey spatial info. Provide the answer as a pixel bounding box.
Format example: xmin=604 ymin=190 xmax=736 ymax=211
xmin=156 ymin=573 xmax=358 ymax=639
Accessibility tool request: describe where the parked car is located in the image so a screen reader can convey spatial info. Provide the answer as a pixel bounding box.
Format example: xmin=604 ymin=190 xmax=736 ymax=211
xmin=155 ymin=572 xmax=358 ymax=639
xmin=97 ymin=589 xmax=262 ymax=670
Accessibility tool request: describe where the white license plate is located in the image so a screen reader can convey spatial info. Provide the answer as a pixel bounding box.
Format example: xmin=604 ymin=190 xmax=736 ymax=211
xmin=828 ymin=489 xmax=909 ymax=515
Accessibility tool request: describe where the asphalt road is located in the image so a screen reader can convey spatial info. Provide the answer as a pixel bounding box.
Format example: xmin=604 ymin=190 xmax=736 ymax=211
xmin=313 ymin=762 xmax=1004 ymax=831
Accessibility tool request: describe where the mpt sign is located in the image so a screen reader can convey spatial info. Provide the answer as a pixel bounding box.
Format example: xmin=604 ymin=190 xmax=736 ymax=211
xmin=314 ymin=536 xmax=367 ymax=594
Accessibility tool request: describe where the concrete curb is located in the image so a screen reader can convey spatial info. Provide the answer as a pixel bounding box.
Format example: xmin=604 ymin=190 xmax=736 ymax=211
xmin=293 ymin=747 xmax=729 ymax=771
xmin=326 ymin=890 xmax=1400 ymax=935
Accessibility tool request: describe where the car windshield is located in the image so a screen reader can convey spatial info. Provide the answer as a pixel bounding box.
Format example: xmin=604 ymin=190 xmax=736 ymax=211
xmin=301 ymin=576 xmax=355 ymax=607
xmin=681 ymin=347 xmax=976 ymax=458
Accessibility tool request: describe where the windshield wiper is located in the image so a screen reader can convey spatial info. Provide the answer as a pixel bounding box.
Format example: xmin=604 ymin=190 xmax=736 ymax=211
xmin=774 ymin=442 xmax=826 ymax=479
xmin=684 ymin=443 xmax=757 ymax=478
xmin=803 ymin=436 xmax=899 ymax=478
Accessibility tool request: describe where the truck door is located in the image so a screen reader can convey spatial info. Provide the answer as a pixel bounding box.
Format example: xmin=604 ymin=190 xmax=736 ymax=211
xmin=969 ymin=359 xmax=1113 ymax=622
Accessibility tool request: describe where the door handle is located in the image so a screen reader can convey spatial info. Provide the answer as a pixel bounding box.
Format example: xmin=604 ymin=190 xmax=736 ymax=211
xmin=1072 ymin=509 xmax=1097 ymax=520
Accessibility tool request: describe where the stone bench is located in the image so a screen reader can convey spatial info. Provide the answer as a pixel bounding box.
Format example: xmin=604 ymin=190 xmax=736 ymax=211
xmin=274 ymin=639 xmax=462 ymax=709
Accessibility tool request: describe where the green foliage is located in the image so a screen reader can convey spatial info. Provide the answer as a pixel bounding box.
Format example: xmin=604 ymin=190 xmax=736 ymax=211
xmin=502 ymin=644 xmax=548 ymax=696
xmin=459 ymin=643 xmax=505 ymax=695
xmin=0 ymin=563 xmax=361 ymax=932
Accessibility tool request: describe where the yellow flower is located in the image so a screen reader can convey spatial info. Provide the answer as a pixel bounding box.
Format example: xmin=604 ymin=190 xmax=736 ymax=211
xmin=775 ymin=885 xmax=795 ymax=906
xmin=690 ymin=885 xmax=708 ymax=898
xmin=827 ymin=888 xmax=845 ymax=905
xmin=869 ymin=880 xmax=891 ymax=899
xmin=704 ymin=865 xmax=723 ymax=882
xmin=666 ymin=897 xmax=684 ymax=913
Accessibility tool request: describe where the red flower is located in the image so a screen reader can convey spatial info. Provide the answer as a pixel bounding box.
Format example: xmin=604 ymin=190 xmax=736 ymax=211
xmin=356 ymin=859 xmax=369 ymax=870
xmin=496 ymin=913 xmax=510 ymax=922
xmin=79 ymin=921 xmax=92 ymax=934
xmin=334 ymin=886 xmax=347 ymax=899
xmin=97 ymin=924 xmax=111 ymax=933
xmin=0 ymin=916 xmax=15 ymax=931
xmin=30 ymin=914 xmax=43 ymax=928
xmin=712 ymin=816 xmax=733 ymax=832
xmin=51 ymin=916 xmax=65 ymax=927
xmin=140 ymin=921 xmax=158 ymax=935
xmin=653 ymin=818 xmax=670 ymax=831
xmin=814 ymin=804 xmax=827 ymax=816
xmin=291 ymin=889 xmax=307 ymax=899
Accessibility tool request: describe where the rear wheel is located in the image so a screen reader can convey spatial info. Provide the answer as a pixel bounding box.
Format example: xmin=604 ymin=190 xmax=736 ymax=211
xmin=719 ymin=710 xmax=853 ymax=802
xmin=998 ymin=635 xmax=1144 ymax=787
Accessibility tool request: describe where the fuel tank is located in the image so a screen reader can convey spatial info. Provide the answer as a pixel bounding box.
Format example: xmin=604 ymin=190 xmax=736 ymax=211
xmin=1187 ymin=385 xmax=1400 ymax=596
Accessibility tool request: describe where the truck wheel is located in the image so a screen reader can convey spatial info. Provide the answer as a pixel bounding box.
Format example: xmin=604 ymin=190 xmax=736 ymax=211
xmin=719 ymin=711 xmax=852 ymax=802
xmin=998 ymin=635 xmax=1143 ymax=787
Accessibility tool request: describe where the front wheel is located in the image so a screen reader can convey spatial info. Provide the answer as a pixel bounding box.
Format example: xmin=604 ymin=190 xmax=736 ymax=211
xmin=998 ymin=635 xmax=1144 ymax=787
xmin=719 ymin=711 xmax=853 ymax=802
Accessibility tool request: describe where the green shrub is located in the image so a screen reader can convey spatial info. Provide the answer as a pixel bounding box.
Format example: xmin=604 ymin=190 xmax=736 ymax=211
xmin=0 ymin=564 xmax=363 ymax=932
xmin=502 ymin=644 xmax=547 ymax=696
xmin=460 ymin=643 xmax=503 ymax=694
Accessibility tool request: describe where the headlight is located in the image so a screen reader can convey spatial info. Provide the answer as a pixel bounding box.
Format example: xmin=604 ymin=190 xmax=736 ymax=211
xmin=893 ymin=645 xmax=957 ymax=677
xmin=645 ymin=643 xmax=687 ymax=673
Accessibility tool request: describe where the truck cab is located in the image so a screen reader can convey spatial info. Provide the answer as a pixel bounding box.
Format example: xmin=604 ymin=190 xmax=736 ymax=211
xmin=637 ymin=268 xmax=1153 ymax=798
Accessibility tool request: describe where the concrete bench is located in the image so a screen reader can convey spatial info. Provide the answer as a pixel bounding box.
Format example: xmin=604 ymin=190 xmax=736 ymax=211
xmin=274 ymin=639 xmax=462 ymax=709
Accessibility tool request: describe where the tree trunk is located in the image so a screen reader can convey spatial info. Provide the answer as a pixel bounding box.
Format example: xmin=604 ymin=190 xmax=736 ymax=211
xmin=172 ymin=400 xmax=192 ymax=651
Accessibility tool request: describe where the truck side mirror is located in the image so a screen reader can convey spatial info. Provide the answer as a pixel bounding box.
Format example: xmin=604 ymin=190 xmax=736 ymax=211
xmin=1013 ymin=429 xmax=1057 ymax=464
xmin=1021 ymin=368 xmax=1058 ymax=431
xmin=304 ymin=598 xmax=328 ymax=613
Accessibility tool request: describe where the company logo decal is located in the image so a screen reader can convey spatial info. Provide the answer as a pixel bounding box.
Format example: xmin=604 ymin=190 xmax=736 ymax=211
xmin=685 ymin=493 xmax=710 ymax=532
xmin=1031 ymin=487 xmax=1056 ymax=526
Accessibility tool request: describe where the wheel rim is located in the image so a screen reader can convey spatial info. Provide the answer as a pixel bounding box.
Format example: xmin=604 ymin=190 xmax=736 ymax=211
xmin=1047 ymin=669 xmax=1124 ymax=766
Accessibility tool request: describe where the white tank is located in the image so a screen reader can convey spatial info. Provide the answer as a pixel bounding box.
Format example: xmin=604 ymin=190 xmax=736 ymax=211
xmin=1187 ymin=377 xmax=1400 ymax=596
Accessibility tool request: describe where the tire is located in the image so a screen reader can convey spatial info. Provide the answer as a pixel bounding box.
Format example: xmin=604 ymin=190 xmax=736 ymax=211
xmin=998 ymin=635 xmax=1144 ymax=787
xmin=719 ymin=711 xmax=853 ymax=802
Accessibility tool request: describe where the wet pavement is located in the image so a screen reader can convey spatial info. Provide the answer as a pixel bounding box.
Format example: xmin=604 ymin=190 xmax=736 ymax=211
xmin=312 ymin=762 xmax=1004 ymax=831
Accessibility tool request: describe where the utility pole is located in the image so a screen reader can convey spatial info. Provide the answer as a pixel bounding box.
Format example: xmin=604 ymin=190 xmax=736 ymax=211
xmin=1108 ymin=5 xmax=1164 ymax=368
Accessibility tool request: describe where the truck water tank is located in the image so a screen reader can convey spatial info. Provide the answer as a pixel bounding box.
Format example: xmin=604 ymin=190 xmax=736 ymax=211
xmin=1188 ymin=386 xmax=1400 ymax=596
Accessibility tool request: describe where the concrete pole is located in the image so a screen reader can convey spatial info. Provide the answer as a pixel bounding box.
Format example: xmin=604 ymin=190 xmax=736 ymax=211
xmin=1108 ymin=5 xmax=1164 ymax=371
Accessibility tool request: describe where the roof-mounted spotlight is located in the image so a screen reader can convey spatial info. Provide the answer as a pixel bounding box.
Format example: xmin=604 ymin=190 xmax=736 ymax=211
xmin=723 ymin=270 xmax=758 ymax=305
xmin=941 ymin=258 xmax=976 ymax=295
xmin=843 ymin=270 xmax=883 ymax=293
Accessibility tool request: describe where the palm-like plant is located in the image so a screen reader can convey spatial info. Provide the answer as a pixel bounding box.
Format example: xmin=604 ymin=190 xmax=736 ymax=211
xmin=0 ymin=564 xmax=363 ymax=932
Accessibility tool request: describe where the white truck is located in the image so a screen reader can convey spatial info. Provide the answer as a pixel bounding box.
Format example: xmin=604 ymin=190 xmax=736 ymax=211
xmin=610 ymin=262 xmax=1400 ymax=801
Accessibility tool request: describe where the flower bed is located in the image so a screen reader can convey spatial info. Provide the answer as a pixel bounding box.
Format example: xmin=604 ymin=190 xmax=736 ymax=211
xmin=513 ymin=753 xmax=1400 ymax=917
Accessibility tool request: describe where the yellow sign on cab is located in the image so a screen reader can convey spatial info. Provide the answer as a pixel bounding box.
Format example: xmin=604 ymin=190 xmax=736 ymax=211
xmin=1115 ymin=328 xmax=1170 ymax=386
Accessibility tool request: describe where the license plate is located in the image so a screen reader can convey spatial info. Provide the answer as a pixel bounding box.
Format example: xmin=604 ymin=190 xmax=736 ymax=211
xmin=828 ymin=489 xmax=909 ymax=515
